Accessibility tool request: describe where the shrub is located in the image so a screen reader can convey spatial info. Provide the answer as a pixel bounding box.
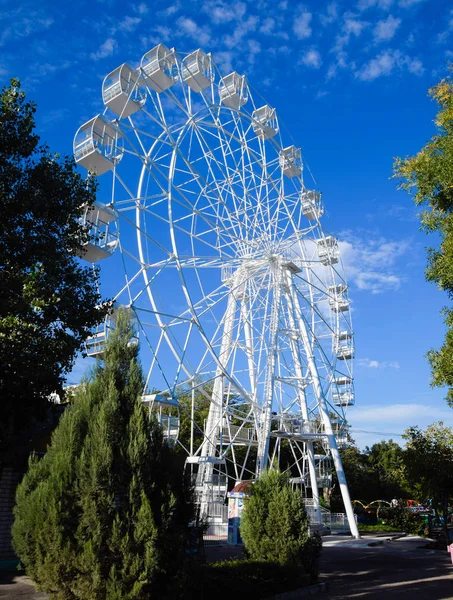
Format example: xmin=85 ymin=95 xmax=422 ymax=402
xmin=240 ymin=469 xmax=322 ymax=583
xmin=12 ymin=309 xmax=194 ymax=599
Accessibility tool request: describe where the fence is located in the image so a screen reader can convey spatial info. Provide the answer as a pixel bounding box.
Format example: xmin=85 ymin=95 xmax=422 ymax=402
xmin=203 ymin=521 xmax=228 ymax=546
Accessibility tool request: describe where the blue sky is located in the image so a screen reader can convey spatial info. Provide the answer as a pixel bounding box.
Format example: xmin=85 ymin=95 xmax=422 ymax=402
xmin=3 ymin=0 xmax=453 ymax=448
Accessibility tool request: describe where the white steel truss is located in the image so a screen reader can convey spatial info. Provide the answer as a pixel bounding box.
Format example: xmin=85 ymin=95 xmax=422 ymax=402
xmin=74 ymin=44 xmax=359 ymax=538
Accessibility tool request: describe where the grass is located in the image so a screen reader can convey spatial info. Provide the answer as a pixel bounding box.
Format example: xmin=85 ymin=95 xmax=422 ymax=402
xmin=358 ymin=523 xmax=403 ymax=532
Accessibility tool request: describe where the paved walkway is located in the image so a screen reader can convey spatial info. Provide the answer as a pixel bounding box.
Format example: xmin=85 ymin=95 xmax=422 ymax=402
xmin=1 ymin=535 xmax=452 ymax=598
xmin=318 ymin=534 xmax=453 ymax=599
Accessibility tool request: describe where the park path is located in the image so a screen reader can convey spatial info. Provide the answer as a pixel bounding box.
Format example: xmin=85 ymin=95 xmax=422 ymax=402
xmin=1 ymin=535 xmax=452 ymax=599
xmin=318 ymin=534 xmax=453 ymax=599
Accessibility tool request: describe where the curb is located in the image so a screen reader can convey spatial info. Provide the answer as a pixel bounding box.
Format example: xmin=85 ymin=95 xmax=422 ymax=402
xmin=267 ymin=581 xmax=328 ymax=599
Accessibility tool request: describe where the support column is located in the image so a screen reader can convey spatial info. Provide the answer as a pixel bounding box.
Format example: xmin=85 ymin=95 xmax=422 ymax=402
xmin=283 ymin=268 xmax=321 ymax=525
xmin=290 ymin=278 xmax=360 ymax=539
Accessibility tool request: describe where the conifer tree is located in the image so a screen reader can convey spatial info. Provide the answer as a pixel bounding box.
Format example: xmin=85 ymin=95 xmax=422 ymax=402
xmin=12 ymin=309 xmax=193 ymax=600
xmin=240 ymin=469 xmax=322 ymax=583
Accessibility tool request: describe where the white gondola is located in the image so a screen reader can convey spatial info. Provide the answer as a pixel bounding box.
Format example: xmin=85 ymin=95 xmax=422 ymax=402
xmin=332 ymin=376 xmax=354 ymax=407
xmin=181 ymin=49 xmax=214 ymax=92
xmin=317 ymin=236 xmax=339 ymax=265
xmin=301 ymin=190 xmax=324 ymax=221
xmin=252 ymin=105 xmax=278 ymax=139
xmin=332 ymin=419 xmax=349 ymax=449
xmin=140 ymin=44 xmax=177 ymax=92
xmin=279 ymin=146 xmax=302 ymax=178
xmin=102 ymin=64 xmax=144 ymax=118
xmin=77 ymin=202 xmax=118 ymax=263
xmin=73 ymin=116 xmax=122 ymax=175
xmin=219 ymin=72 xmax=248 ymax=109
xmin=334 ymin=331 xmax=354 ymax=360
xmin=328 ymin=283 xmax=349 ymax=313
xmin=142 ymin=393 xmax=180 ymax=447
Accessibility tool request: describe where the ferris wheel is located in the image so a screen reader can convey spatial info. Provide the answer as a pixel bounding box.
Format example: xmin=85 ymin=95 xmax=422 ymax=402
xmin=73 ymin=45 xmax=359 ymax=537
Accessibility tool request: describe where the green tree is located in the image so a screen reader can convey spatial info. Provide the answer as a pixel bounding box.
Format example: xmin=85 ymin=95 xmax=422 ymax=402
xmin=240 ymin=469 xmax=321 ymax=582
xmin=12 ymin=309 xmax=193 ymax=599
xmin=0 ymin=79 xmax=109 ymax=444
xmin=403 ymin=421 xmax=453 ymax=540
xmin=367 ymin=439 xmax=412 ymax=499
xmin=394 ymin=69 xmax=453 ymax=406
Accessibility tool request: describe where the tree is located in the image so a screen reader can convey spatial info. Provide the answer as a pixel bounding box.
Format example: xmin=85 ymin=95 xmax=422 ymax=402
xmin=367 ymin=439 xmax=412 ymax=499
xmin=240 ymin=469 xmax=321 ymax=583
xmin=12 ymin=310 xmax=194 ymax=599
xmin=0 ymin=79 xmax=108 ymax=444
xmin=394 ymin=68 xmax=453 ymax=406
xmin=403 ymin=421 xmax=453 ymax=540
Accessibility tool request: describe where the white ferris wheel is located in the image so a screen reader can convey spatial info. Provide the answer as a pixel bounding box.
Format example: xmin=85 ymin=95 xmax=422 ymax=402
xmin=73 ymin=44 xmax=359 ymax=537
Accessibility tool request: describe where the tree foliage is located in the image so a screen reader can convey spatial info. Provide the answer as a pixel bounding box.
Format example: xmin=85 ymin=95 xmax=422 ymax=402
xmin=393 ymin=68 xmax=453 ymax=406
xmin=0 ymin=79 xmax=108 ymax=443
xmin=240 ymin=469 xmax=321 ymax=582
xmin=12 ymin=310 xmax=193 ymax=599
xmin=403 ymin=421 xmax=453 ymax=538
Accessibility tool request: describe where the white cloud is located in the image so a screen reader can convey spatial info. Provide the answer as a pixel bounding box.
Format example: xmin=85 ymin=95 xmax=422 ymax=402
xmin=293 ymin=10 xmax=312 ymax=40
xmin=260 ymin=17 xmax=275 ymax=34
xmin=358 ymin=0 xmax=394 ymax=10
xmin=374 ymin=15 xmax=401 ymax=42
xmin=320 ymin=2 xmax=338 ymax=26
xmin=177 ymin=16 xmax=211 ymax=46
xmin=398 ymin=0 xmax=425 ymax=7
xmin=203 ymin=0 xmax=247 ymax=24
xmin=356 ymin=49 xmax=424 ymax=80
xmin=357 ymin=358 xmax=400 ymax=369
xmin=90 ymin=38 xmax=117 ymax=61
xmin=299 ymin=48 xmax=322 ymax=69
xmin=352 ymin=403 xmax=452 ymax=425
xmin=338 ymin=233 xmax=410 ymax=293
xmin=134 ymin=3 xmax=149 ymax=15
xmin=118 ymin=16 xmax=142 ymax=33
xmin=224 ymin=16 xmax=258 ymax=49
xmin=333 ymin=15 xmax=369 ymax=52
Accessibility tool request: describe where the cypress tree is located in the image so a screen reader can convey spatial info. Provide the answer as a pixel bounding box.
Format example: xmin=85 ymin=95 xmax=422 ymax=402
xmin=12 ymin=308 xmax=193 ymax=599
xmin=240 ymin=469 xmax=322 ymax=583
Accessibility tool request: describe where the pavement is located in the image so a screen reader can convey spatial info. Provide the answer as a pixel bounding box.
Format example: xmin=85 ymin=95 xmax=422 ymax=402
xmin=1 ymin=534 xmax=452 ymax=598
xmin=318 ymin=534 xmax=453 ymax=599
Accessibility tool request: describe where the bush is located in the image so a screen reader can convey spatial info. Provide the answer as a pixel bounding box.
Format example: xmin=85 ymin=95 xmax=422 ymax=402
xmin=240 ymin=469 xmax=322 ymax=583
xmin=384 ymin=505 xmax=425 ymax=535
xmin=12 ymin=309 xmax=194 ymax=599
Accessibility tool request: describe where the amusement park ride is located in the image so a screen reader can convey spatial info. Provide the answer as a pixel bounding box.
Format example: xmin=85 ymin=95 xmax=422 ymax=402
xmin=73 ymin=45 xmax=360 ymax=538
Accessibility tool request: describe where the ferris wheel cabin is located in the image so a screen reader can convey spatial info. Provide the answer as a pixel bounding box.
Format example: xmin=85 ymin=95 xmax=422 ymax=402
xmin=317 ymin=235 xmax=339 ymax=265
xmin=301 ymin=190 xmax=324 ymax=221
xmin=102 ymin=63 xmax=144 ymax=118
xmin=219 ymin=72 xmax=248 ymax=109
xmin=335 ymin=331 xmax=354 ymax=360
xmin=328 ymin=283 xmax=350 ymax=312
xmin=252 ymin=105 xmax=278 ymax=139
xmin=332 ymin=376 xmax=355 ymax=407
xmin=182 ymin=49 xmax=214 ymax=92
xmin=280 ymin=146 xmax=302 ymax=178
xmin=74 ymin=116 xmax=122 ymax=175
xmin=77 ymin=202 xmax=119 ymax=263
xmin=140 ymin=44 xmax=177 ymax=93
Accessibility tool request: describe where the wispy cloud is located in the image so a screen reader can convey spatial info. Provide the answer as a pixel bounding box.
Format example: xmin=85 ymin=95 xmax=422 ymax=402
xmin=357 ymin=358 xmax=400 ymax=369
xmin=90 ymin=37 xmax=117 ymax=61
xmin=299 ymin=48 xmax=322 ymax=69
xmin=374 ymin=14 xmax=401 ymax=42
xmin=118 ymin=16 xmax=142 ymax=33
xmin=339 ymin=233 xmax=411 ymax=293
xmin=355 ymin=49 xmax=424 ymax=81
xmin=176 ymin=16 xmax=211 ymax=46
xmin=320 ymin=2 xmax=338 ymax=26
xmin=293 ymin=9 xmax=312 ymax=40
